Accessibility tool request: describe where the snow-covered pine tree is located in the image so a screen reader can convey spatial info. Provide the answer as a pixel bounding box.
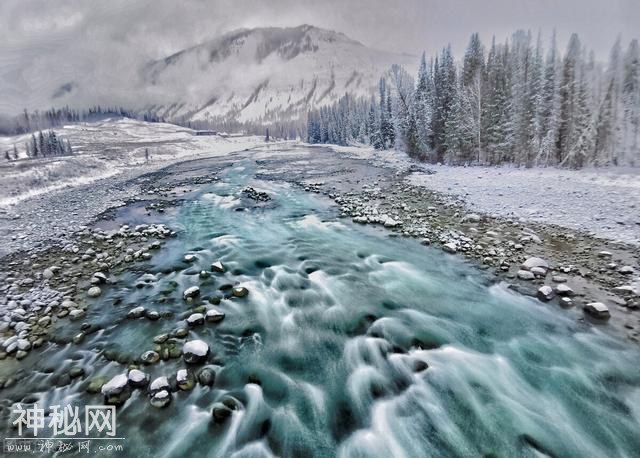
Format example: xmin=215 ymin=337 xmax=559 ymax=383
xmin=31 ymin=133 xmax=38 ymax=157
xmin=385 ymin=90 xmax=395 ymax=148
xmin=390 ymin=64 xmax=414 ymax=153
xmin=622 ymin=39 xmax=640 ymax=165
xmin=557 ymin=33 xmax=583 ymax=165
xmin=461 ymin=32 xmax=486 ymax=163
xmin=432 ymin=46 xmax=457 ymax=161
xmin=484 ymin=38 xmax=511 ymax=164
xmin=377 ymin=78 xmax=387 ymax=149
xmin=414 ymin=52 xmax=433 ymax=159
xmin=537 ymin=31 xmax=561 ymax=166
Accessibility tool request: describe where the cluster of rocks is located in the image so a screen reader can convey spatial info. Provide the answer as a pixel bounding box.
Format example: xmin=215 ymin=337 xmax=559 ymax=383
xmin=0 ymin=223 xmax=177 ymax=360
xmin=241 ymin=187 xmax=271 ymax=202
xmin=314 ymin=177 xmax=639 ymax=333
xmin=96 ymin=340 xmax=213 ymax=408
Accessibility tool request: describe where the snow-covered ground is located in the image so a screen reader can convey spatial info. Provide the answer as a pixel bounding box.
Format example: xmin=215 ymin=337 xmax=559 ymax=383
xmin=330 ymin=144 xmax=640 ymax=245
xmin=0 ymin=118 xmax=265 ymax=207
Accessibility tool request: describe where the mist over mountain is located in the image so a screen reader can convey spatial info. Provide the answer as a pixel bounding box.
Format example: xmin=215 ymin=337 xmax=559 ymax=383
xmin=21 ymin=25 xmax=413 ymax=127
xmin=138 ymin=25 xmax=415 ymax=124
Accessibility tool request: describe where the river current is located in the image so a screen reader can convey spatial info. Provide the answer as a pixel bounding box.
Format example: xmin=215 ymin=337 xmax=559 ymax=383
xmin=1 ymin=160 xmax=639 ymax=457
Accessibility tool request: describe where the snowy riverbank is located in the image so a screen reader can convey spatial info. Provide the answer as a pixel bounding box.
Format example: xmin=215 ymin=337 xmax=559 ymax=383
xmin=0 ymin=118 xmax=265 ymax=207
xmin=331 ymin=144 xmax=640 ymax=245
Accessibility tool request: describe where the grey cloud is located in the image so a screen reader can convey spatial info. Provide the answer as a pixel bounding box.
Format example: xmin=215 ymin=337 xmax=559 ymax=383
xmin=0 ymin=0 xmax=637 ymax=115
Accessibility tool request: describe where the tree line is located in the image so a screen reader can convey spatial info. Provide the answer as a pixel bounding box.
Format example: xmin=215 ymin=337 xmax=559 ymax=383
xmin=0 ymin=106 xmax=165 ymax=136
xmin=4 ymin=130 xmax=73 ymax=161
xmin=307 ymin=30 xmax=640 ymax=168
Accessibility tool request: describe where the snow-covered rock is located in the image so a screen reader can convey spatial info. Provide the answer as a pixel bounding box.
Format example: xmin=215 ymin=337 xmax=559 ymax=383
xmin=183 ymin=339 xmax=209 ymax=364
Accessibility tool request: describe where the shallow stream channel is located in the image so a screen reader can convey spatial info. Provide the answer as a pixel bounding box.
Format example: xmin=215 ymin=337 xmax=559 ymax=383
xmin=1 ymin=155 xmax=639 ymax=457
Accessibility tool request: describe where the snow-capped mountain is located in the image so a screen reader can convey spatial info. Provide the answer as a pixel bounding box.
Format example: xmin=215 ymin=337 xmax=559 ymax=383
xmin=140 ymin=25 xmax=416 ymax=124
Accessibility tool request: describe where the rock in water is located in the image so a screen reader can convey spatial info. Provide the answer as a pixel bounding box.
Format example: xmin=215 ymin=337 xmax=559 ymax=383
xmin=183 ymin=286 xmax=200 ymax=300
xmin=559 ymin=297 xmax=574 ymax=307
xmin=150 ymin=390 xmax=171 ymax=408
xmin=211 ymin=261 xmax=226 ymax=273
xmin=584 ymin=302 xmax=610 ymax=319
xmin=141 ymin=351 xmax=160 ymax=364
xmin=197 ymin=367 xmax=216 ymax=386
xmin=211 ymin=402 xmax=233 ymax=422
xmin=183 ymin=340 xmax=209 ymax=364
xmin=149 ymin=376 xmax=171 ymax=394
xmin=127 ymin=306 xmax=146 ymax=319
xmin=69 ymin=309 xmax=86 ymax=321
xmin=101 ymin=374 xmax=130 ymax=405
xmin=92 ymin=272 xmax=108 ymax=284
xmin=537 ymin=286 xmax=554 ymax=301
xmin=186 ymin=313 xmax=205 ymax=327
xmin=232 ymin=286 xmax=249 ymax=298
xmin=176 ymin=369 xmax=195 ymax=390
xmin=206 ymin=309 xmax=225 ymax=323
xmin=87 ymin=286 xmax=102 ymax=298
xmin=128 ymin=369 xmax=149 ymax=388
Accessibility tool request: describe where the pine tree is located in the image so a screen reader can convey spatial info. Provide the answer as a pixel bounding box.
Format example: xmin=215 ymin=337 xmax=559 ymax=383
xmin=31 ymin=133 xmax=38 ymax=157
xmin=463 ymin=33 xmax=485 ymax=87
xmin=385 ymin=91 xmax=395 ymax=147
xmin=38 ymin=131 xmax=46 ymax=156
xmin=622 ymin=39 xmax=640 ymax=165
xmin=414 ymin=52 xmax=433 ymax=158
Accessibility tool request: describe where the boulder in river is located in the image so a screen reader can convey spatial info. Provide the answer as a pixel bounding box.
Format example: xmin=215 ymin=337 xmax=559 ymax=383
xmin=183 ymin=339 xmax=209 ymax=364
xmin=232 ymin=286 xmax=249 ymax=298
xmin=211 ymin=261 xmax=226 ymax=273
xmin=69 ymin=309 xmax=86 ymax=321
xmin=92 ymin=272 xmax=108 ymax=284
xmin=205 ymin=309 xmax=225 ymax=323
xmin=149 ymin=376 xmax=171 ymax=394
xmin=101 ymin=374 xmax=131 ymax=405
xmin=186 ymin=313 xmax=205 ymax=327
xmin=176 ymin=369 xmax=195 ymax=390
xmin=127 ymin=306 xmax=145 ymax=319
xmin=150 ymin=390 xmax=171 ymax=408
xmin=128 ymin=369 xmax=149 ymax=388
xmin=87 ymin=286 xmax=102 ymax=298
xmin=197 ymin=367 xmax=216 ymax=386
xmin=584 ymin=302 xmax=610 ymax=319
xmin=537 ymin=286 xmax=554 ymax=301
xmin=211 ymin=395 xmax=241 ymax=423
xmin=183 ymin=286 xmax=200 ymax=300
xmin=141 ymin=351 xmax=160 ymax=365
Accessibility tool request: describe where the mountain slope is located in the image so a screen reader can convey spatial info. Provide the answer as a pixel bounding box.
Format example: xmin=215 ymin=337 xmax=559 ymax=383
xmin=140 ymin=25 xmax=416 ymax=124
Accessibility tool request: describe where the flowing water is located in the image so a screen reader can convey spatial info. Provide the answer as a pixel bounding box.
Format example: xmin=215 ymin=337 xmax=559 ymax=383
xmin=2 ymin=159 xmax=640 ymax=457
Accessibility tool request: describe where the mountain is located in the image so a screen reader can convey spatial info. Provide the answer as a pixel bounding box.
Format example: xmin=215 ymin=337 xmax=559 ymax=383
xmin=139 ymin=25 xmax=416 ymax=125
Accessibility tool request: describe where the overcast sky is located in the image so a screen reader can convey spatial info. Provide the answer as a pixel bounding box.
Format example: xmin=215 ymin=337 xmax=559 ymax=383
xmin=0 ymin=0 xmax=638 ymax=115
